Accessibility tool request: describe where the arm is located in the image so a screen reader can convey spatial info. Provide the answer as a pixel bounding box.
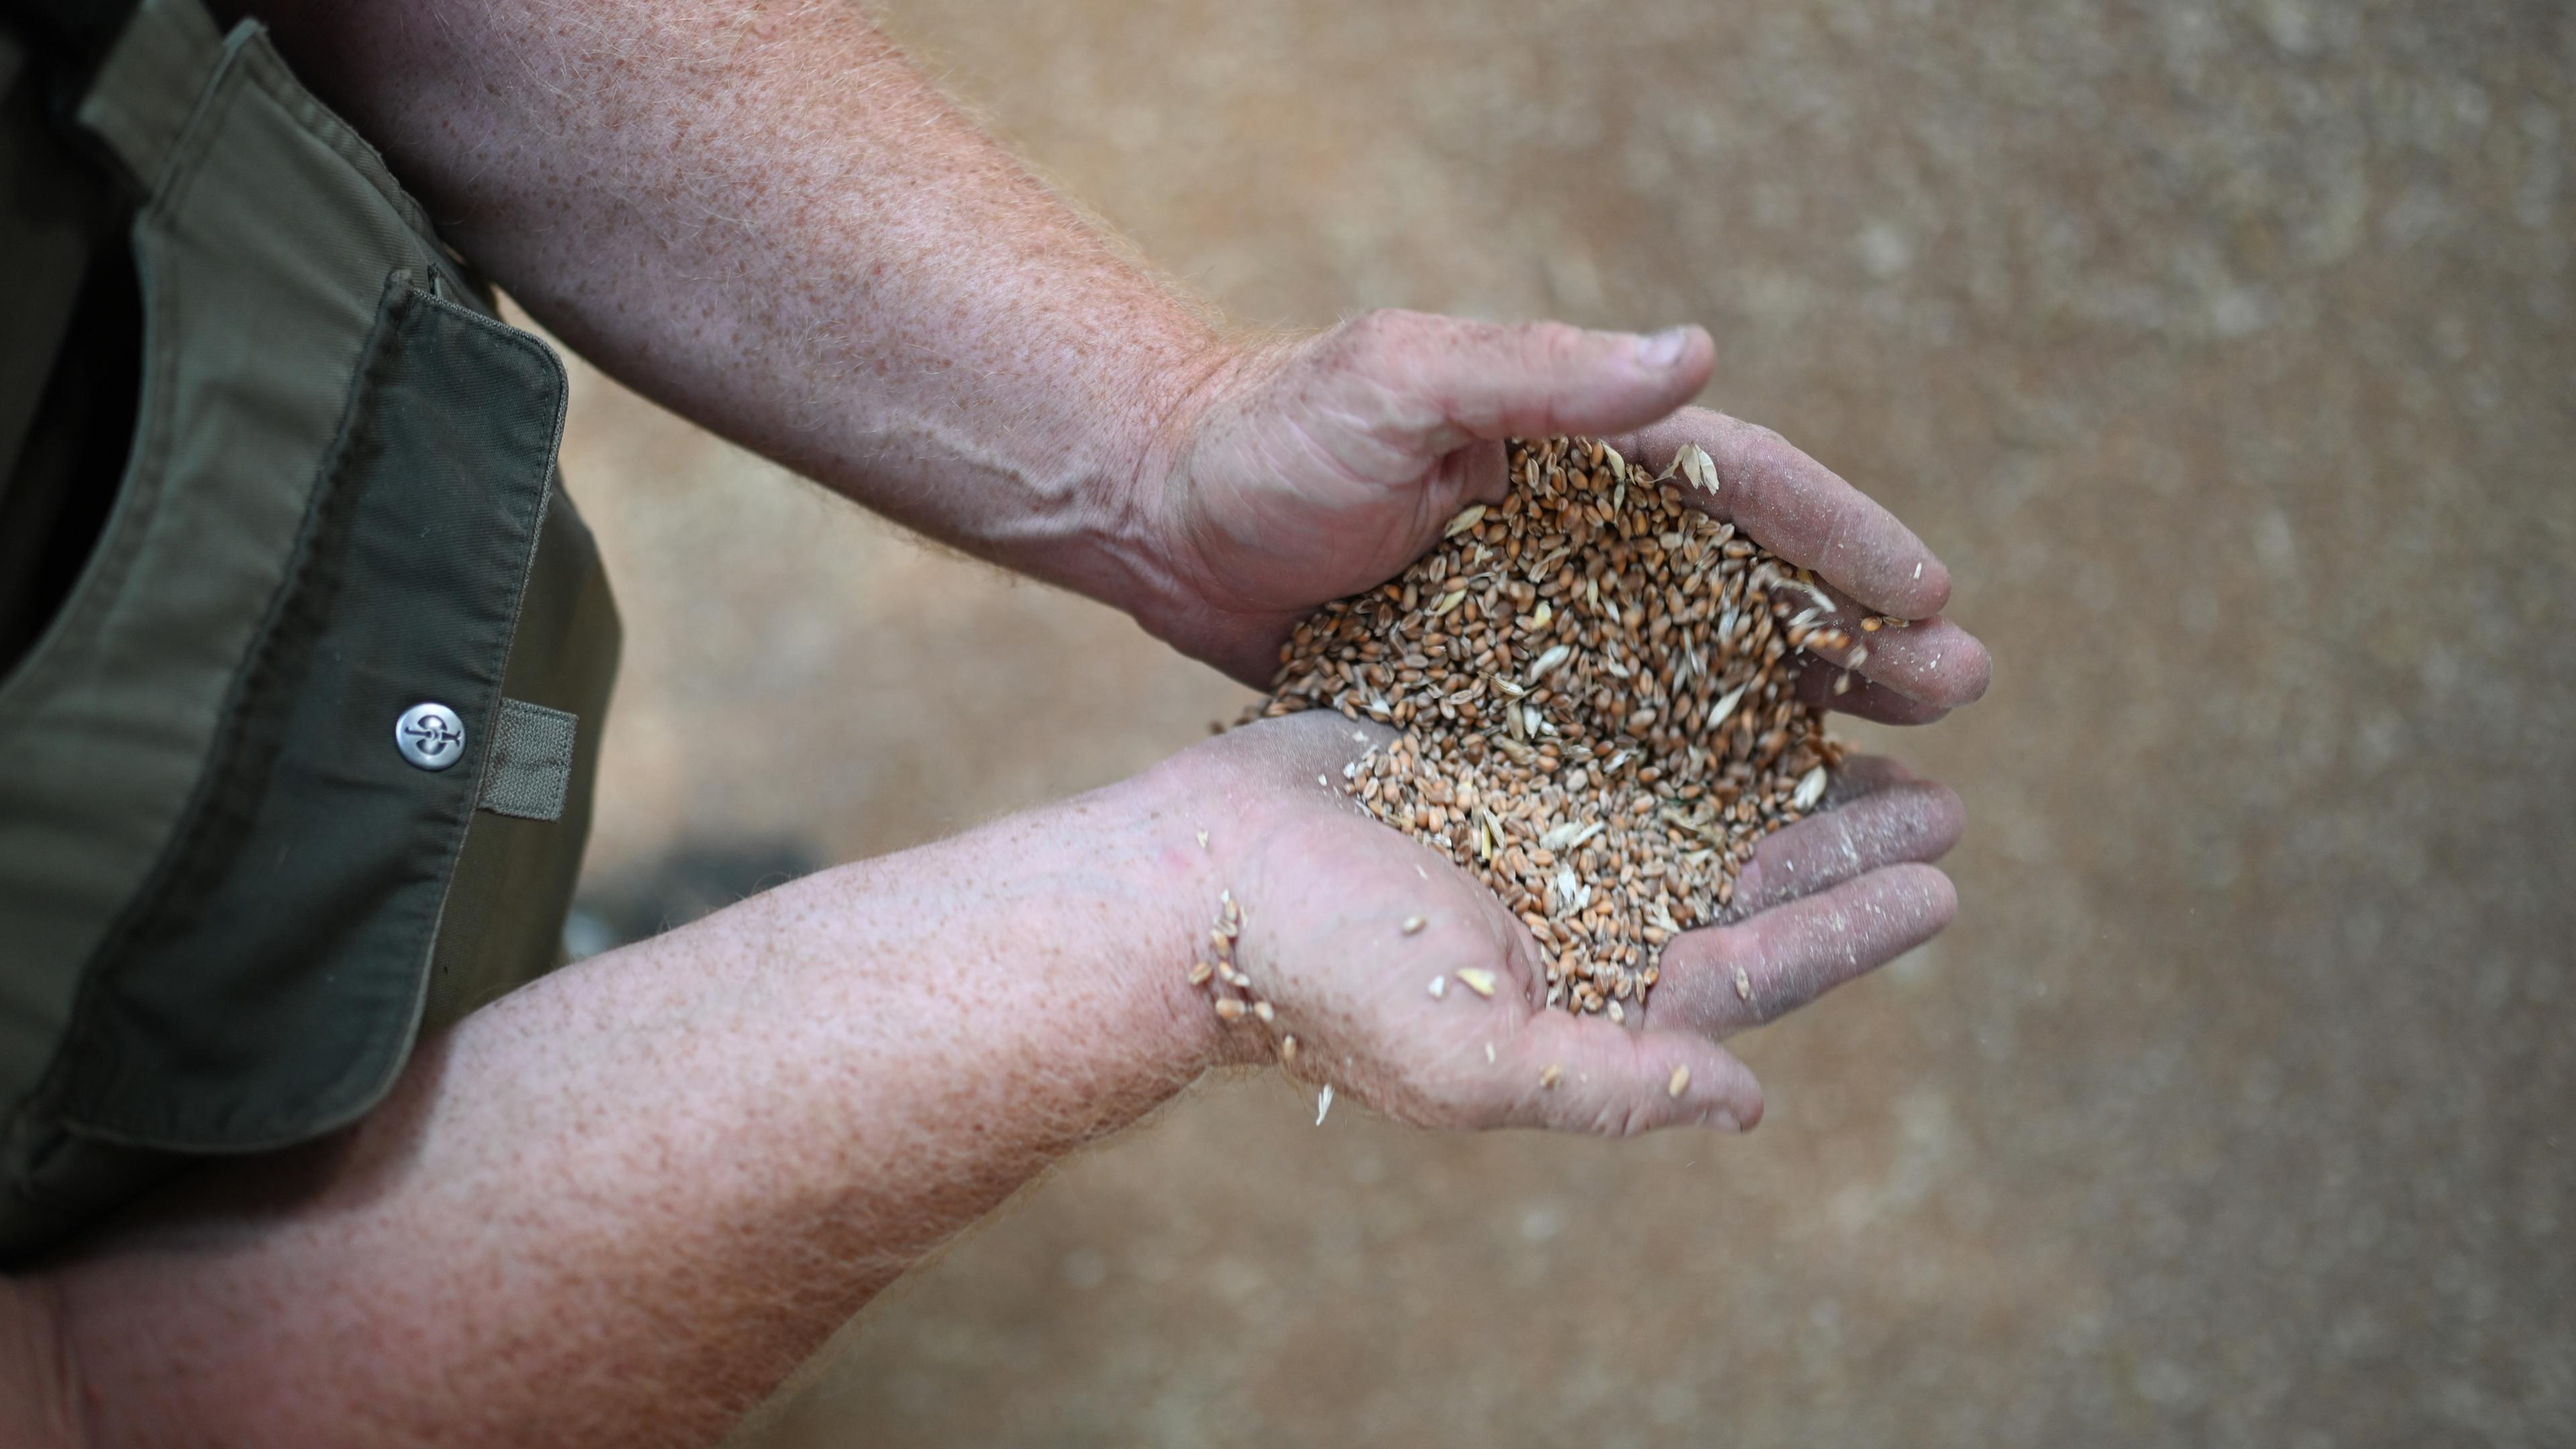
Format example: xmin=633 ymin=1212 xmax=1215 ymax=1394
xmin=6 ymin=6 xmax=1986 ymax=1442
xmin=40 ymin=761 xmax=1233 ymax=1448
xmin=241 ymin=0 xmax=1241 ymax=645
xmin=241 ymin=0 xmax=1991 ymax=699
xmin=18 ymin=713 xmax=1962 ymax=1448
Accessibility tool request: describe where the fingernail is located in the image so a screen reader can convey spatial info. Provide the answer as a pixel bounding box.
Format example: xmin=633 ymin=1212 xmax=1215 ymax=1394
xmin=1635 ymin=326 xmax=1693 ymax=368
xmin=1707 ymin=1110 xmax=1742 ymax=1133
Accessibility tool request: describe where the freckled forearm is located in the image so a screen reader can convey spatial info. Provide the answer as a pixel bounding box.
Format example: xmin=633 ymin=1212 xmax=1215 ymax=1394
xmin=0 ymin=1281 xmax=76 ymax=1449
xmin=43 ymin=769 xmax=1227 ymax=1448
xmin=244 ymin=0 xmax=1228 ymax=623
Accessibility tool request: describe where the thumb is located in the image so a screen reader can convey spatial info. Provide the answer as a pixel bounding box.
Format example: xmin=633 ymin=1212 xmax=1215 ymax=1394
xmin=1492 ymin=1011 xmax=1765 ymax=1137
xmin=1303 ymin=309 xmax=1715 ymax=467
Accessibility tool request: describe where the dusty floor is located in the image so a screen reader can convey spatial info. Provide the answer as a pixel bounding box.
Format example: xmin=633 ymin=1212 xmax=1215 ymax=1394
xmin=547 ymin=1 xmax=2574 ymax=1444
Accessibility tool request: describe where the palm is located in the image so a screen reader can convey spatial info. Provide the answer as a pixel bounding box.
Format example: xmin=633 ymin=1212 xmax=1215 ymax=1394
xmin=1136 ymin=311 xmax=1988 ymax=1134
xmin=1214 ymin=739 xmax=1552 ymax=1126
xmin=1142 ymin=312 xmax=1990 ymax=723
xmin=1184 ymin=711 xmax=1969 ymax=1136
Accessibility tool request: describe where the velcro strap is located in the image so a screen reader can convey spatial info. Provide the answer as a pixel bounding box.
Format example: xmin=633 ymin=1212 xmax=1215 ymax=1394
xmin=477 ymin=698 xmax=576 ymax=822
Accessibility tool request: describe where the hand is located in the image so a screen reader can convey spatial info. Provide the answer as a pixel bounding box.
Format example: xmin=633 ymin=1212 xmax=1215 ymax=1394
xmin=1135 ymin=309 xmax=1992 ymax=714
xmin=1169 ymin=711 xmax=1964 ymax=1135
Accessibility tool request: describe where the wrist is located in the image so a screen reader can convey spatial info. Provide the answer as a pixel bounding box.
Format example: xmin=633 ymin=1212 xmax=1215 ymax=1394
xmin=1078 ymin=755 xmax=1244 ymax=1079
xmin=1099 ymin=333 xmax=1273 ymax=669
xmin=1120 ymin=738 xmax=1316 ymax=1071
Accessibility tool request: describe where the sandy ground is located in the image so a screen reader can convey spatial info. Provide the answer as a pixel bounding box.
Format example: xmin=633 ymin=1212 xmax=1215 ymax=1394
xmin=543 ymin=1 xmax=2574 ymax=1443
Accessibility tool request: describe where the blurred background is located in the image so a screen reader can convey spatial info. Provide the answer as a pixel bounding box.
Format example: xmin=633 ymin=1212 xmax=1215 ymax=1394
xmin=541 ymin=0 xmax=2573 ymax=1443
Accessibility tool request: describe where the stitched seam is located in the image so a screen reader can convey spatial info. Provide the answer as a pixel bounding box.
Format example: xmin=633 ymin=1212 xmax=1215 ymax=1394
xmin=26 ymin=273 xmax=414 ymax=1148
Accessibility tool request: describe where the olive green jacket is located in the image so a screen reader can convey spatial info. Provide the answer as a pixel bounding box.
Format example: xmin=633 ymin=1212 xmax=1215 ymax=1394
xmin=0 ymin=0 xmax=616 ymax=1265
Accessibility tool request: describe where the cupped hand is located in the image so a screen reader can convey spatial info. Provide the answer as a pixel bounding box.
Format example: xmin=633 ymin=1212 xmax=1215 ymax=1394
xmin=1138 ymin=309 xmax=1992 ymax=716
xmin=1171 ymin=711 xmax=1964 ymax=1136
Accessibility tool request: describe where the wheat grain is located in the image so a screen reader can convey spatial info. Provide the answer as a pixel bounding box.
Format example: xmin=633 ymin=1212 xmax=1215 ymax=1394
xmin=1252 ymin=435 xmax=1847 ymax=1019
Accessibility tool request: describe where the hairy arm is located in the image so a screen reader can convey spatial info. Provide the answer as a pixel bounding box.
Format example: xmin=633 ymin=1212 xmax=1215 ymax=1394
xmin=34 ymin=765 xmax=1230 ymax=1448
xmin=241 ymin=0 xmax=1228 ymax=639
xmin=235 ymin=0 xmax=1972 ymax=700
xmin=10 ymin=710 xmax=1959 ymax=1448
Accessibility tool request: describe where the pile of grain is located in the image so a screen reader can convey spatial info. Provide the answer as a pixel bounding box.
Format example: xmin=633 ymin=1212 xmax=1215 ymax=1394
xmin=1253 ymin=435 xmax=1881 ymax=1018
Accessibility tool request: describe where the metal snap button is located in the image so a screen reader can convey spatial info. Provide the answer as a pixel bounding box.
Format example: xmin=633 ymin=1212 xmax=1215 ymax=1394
xmin=396 ymin=702 xmax=466 ymax=771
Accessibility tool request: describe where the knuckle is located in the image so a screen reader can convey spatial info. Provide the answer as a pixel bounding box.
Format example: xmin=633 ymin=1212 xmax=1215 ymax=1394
xmin=1746 ymin=981 xmax=1797 ymax=1026
xmin=1517 ymin=320 xmax=1590 ymax=372
xmin=1572 ymin=1098 xmax=1631 ymax=1138
xmin=1331 ymin=307 xmax=1423 ymax=365
xmin=1672 ymin=926 xmax=1745 ymax=979
xmin=1752 ymin=951 xmax=1838 ymax=1024
xmin=1391 ymin=1080 xmax=1477 ymax=1133
xmin=1419 ymin=1100 xmax=1483 ymax=1134
xmin=1738 ymin=423 xmax=1801 ymax=476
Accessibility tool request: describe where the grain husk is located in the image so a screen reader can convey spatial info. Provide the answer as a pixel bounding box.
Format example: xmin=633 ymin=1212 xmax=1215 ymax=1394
xmin=1252 ymin=435 xmax=1853 ymax=1018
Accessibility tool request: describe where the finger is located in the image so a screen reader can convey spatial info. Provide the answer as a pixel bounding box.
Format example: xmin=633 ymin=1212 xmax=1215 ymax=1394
xmin=1855 ymin=614 xmax=1990 ymax=707
xmin=1607 ymin=409 xmax=1949 ymax=620
xmin=1225 ymin=710 xmax=1399 ymax=787
xmin=1731 ymin=563 xmax=1988 ymax=710
xmin=1815 ymin=753 xmax=1921 ymax=801
xmin=1727 ymin=773 xmax=1965 ymax=917
xmin=1787 ymin=597 xmax=1992 ymax=710
xmin=1493 ymin=1012 xmax=1764 ymax=1135
xmin=1316 ymin=310 xmax=1715 ymax=463
xmin=1646 ymin=864 xmax=1957 ymax=1038
xmin=1792 ymin=662 xmax=1951 ymax=725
